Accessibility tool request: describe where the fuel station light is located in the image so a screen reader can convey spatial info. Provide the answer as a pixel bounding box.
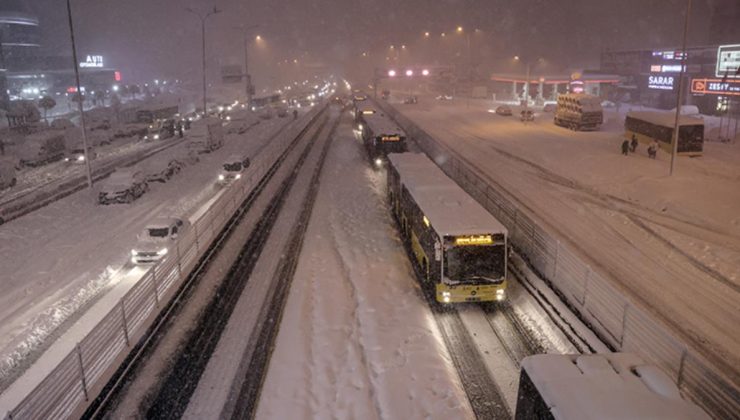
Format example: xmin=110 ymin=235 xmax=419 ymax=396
xmin=422 ymin=69 xmax=430 ymax=76
xmin=388 ymin=69 xmax=397 ymax=77
xmin=405 ymin=69 xmax=413 ymax=77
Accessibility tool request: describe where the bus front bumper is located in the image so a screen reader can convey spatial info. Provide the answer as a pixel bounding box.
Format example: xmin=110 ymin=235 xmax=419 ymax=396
xmin=436 ymin=282 xmax=506 ymax=303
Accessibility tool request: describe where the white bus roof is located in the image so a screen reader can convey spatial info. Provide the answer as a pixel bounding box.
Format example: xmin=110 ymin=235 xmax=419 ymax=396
xmin=363 ymin=114 xmax=406 ymax=137
xmin=388 ymin=153 xmax=507 ymax=237
xmin=626 ymin=111 xmax=703 ymax=128
xmin=521 ymin=353 xmax=710 ymax=420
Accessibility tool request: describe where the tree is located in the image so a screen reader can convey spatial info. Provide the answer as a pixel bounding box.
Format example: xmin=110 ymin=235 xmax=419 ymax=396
xmin=38 ymin=96 xmax=57 ymax=123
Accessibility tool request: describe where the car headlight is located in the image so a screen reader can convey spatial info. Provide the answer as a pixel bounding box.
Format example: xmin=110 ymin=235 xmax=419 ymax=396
xmin=77 ymin=155 xmax=85 ymax=161
xmin=144 ymin=135 xmax=149 ymax=140
xmin=64 ymin=157 xmax=70 ymax=162
xmin=154 ymin=134 xmax=160 ymax=140
xmin=374 ymin=158 xmax=383 ymax=167
xmin=235 ymin=173 xmax=241 ymax=179
xmin=218 ymin=174 xmax=225 ymax=181
xmin=157 ymin=248 xmax=168 ymax=256
xmin=131 ymin=249 xmax=137 ymax=256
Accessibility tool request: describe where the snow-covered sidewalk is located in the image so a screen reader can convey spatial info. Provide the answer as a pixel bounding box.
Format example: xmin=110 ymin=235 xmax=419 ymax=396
xmin=256 ymin=116 xmax=473 ymax=419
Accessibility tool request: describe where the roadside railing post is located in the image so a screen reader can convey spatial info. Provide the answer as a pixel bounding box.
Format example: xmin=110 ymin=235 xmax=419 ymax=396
xmin=176 ymin=242 xmax=182 ymax=278
xmin=151 ymin=267 xmax=160 ymax=307
xmin=76 ymin=343 xmax=89 ymax=401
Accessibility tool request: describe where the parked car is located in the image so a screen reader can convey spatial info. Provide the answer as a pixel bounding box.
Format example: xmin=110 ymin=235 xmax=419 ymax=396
xmin=520 ymin=109 xmax=535 ymax=122
xmin=0 ymin=159 xmax=17 ymax=189
xmin=140 ymin=158 xmax=183 ymax=183
xmin=495 ymin=105 xmax=513 ymax=116
xmin=403 ymin=96 xmax=418 ymax=104
xmin=98 ymin=168 xmax=148 ymax=204
xmin=218 ymin=154 xmax=251 ymax=185
xmin=435 ymin=95 xmax=453 ymax=101
xmin=64 ymin=146 xmax=97 ymax=163
xmin=131 ymin=216 xmax=190 ymax=264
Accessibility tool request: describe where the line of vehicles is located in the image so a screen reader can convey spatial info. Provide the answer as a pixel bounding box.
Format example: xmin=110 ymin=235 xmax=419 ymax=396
xmin=353 ymin=93 xmax=507 ymax=304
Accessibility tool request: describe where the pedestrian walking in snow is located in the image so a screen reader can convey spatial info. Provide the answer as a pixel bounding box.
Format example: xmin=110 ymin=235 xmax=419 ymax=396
xmin=630 ymin=134 xmax=638 ymax=153
xmin=621 ymin=139 xmax=629 ymax=155
xmin=293 ymin=109 xmax=298 ymax=120
xmin=647 ymin=144 xmax=656 ymax=159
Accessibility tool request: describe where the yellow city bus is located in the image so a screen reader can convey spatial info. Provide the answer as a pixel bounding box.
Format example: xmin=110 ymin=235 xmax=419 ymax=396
xmin=387 ymin=153 xmax=507 ymax=303
xmin=625 ymin=111 xmax=704 ymax=156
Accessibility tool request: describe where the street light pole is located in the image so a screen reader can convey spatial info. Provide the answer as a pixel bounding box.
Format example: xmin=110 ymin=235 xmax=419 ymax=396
xmin=186 ymin=7 xmax=221 ymax=116
xmin=669 ymin=0 xmax=692 ymax=176
xmin=236 ymin=25 xmax=260 ymax=108
xmin=66 ymin=0 xmax=93 ymax=189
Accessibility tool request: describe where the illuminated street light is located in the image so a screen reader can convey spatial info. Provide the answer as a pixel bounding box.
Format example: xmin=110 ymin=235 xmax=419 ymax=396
xmin=388 ymin=69 xmax=397 ymax=77
xmin=255 ymin=34 xmax=262 ymax=41
xmin=514 ymin=55 xmax=520 ymax=60
xmin=406 ymin=69 xmax=413 ymax=76
xmin=441 ymin=32 xmax=446 ymax=37
xmin=424 ymin=31 xmax=430 ymax=37
xmin=422 ymin=69 xmax=430 ymax=76
xmin=401 ymin=45 xmax=406 ymax=49
xmin=457 ymin=26 xmax=463 ymax=32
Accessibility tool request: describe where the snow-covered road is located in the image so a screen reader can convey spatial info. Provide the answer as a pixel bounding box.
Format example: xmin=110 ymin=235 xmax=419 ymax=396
xmin=0 ymin=115 xmax=291 ymax=388
xmin=257 ymin=110 xmax=474 ymax=419
xmin=394 ymin=96 xmax=740 ymax=384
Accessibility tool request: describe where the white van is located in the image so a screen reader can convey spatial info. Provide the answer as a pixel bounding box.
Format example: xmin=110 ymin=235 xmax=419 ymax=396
xmin=188 ymin=117 xmax=224 ymax=153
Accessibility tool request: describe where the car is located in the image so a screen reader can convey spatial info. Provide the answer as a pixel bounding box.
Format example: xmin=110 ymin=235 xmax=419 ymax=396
xmin=131 ymin=217 xmax=190 ymax=264
xmin=520 ymin=109 xmax=535 ymax=122
xmin=98 ymin=168 xmax=148 ymax=204
xmin=218 ymin=154 xmax=250 ymax=185
xmin=403 ymin=96 xmax=418 ymax=104
xmin=140 ymin=159 xmax=183 ymax=183
xmin=64 ymin=147 xmax=97 ymax=163
xmin=435 ymin=95 xmax=453 ymax=101
xmin=543 ymin=103 xmax=556 ymax=113
xmin=494 ymin=105 xmax=513 ymax=116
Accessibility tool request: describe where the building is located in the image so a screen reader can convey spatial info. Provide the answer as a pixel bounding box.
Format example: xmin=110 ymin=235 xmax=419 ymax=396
xmin=0 ymin=2 xmax=120 ymax=108
xmin=489 ymin=72 xmax=620 ymax=104
xmin=600 ymin=43 xmax=740 ymax=114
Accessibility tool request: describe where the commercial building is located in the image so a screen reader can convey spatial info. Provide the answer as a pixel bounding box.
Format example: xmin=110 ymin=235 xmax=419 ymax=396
xmin=600 ymin=44 xmax=740 ymax=114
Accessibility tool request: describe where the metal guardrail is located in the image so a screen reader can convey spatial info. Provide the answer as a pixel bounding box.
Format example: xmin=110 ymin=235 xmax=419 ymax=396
xmin=377 ymin=100 xmax=739 ymax=419
xmin=5 ymin=105 xmax=325 ymax=419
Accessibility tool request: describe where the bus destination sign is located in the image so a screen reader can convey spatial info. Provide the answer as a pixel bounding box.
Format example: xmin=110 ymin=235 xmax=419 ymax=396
xmin=454 ymin=235 xmax=493 ymax=246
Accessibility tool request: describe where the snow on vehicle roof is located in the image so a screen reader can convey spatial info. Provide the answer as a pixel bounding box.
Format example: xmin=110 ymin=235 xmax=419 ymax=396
xmin=363 ymin=114 xmax=406 ymax=137
xmin=521 ymin=353 xmax=710 ymax=420
xmin=626 ymin=111 xmax=703 ymax=128
xmin=145 ymin=216 xmax=179 ymax=229
xmin=388 ymin=153 xmax=507 ymax=237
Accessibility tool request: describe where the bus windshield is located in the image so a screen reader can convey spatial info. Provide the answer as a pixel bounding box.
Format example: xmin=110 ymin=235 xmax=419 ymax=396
xmin=444 ymin=244 xmax=505 ymax=284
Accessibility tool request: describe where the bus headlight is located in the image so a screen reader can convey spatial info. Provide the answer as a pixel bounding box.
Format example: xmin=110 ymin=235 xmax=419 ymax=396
xmin=374 ymin=158 xmax=383 ymax=167
xmin=131 ymin=249 xmax=137 ymax=256
xmin=496 ymin=289 xmax=506 ymax=301
xmin=442 ymin=291 xmax=451 ymax=303
xmin=218 ymin=174 xmax=225 ymax=181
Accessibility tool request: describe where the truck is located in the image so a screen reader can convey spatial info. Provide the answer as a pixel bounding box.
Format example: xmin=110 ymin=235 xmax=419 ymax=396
xmin=17 ymin=131 xmax=67 ymax=166
xmin=187 ymin=117 xmax=224 ymax=153
xmin=136 ymin=104 xmax=179 ymax=124
xmin=553 ymin=93 xmax=603 ymax=131
xmin=0 ymin=158 xmax=17 ymax=189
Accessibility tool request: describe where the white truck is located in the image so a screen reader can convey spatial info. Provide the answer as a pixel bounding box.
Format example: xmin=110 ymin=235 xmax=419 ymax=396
xmin=187 ymin=117 xmax=224 ymax=153
xmin=98 ymin=168 xmax=148 ymax=204
xmin=130 ymin=216 xmax=190 ymax=264
xmin=17 ymin=131 xmax=67 ymax=166
xmin=553 ymin=93 xmax=604 ymax=131
xmin=0 ymin=158 xmax=17 ymax=189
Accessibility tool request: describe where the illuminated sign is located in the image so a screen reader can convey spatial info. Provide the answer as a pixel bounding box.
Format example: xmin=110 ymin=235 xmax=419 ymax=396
xmin=381 ymin=135 xmax=401 ymax=142
xmin=361 ymin=110 xmax=376 ymax=115
xmin=454 ymin=235 xmax=493 ymax=246
xmin=114 ymin=71 xmax=122 ymax=82
xmin=648 ymin=75 xmax=675 ymax=90
xmin=691 ymin=78 xmax=740 ymax=96
xmin=716 ymin=44 xmax=740 ymax=78
xmin=650 ymin=64 xmax=688 ymax=73
xmin=79 ymin=55 xmax=104 ymax=68
xmin=650 ymin=65 xmax=662 ymax=72
xmin=570 ymin=80 xmax=584 ymax=93
xmin=652 ymin=50 xmax=686 ymax=60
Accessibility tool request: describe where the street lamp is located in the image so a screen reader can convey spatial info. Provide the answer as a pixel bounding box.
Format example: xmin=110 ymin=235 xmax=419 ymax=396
xmin=185 ymin=6 xmax=221 ymax=116
xmin=670 ymin=0 xmax=692 ymax=176
xmin=65 ymin=0 xmax=93 ymax=189
xmin=235 ymin=23 xmax=260 ymax=108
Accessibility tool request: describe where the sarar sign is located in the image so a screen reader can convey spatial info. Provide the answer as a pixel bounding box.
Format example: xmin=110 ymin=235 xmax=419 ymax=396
xmin=648 ymin=74 xmax=674 ymax=91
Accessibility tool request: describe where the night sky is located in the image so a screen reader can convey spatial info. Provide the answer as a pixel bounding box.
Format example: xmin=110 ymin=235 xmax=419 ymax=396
xmin=24 ymin=0 xmax=717 ymax=86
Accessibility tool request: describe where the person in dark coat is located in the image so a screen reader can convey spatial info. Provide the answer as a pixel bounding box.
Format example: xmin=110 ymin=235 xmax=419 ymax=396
xmin=621 ymin=139 xmax=630 ymax=155
xmin=293 ymin=109 xmax=298 ymax=120
xmin=630 ymin=134 xmax=638 ymax=152
xmin=177 ymin=121 xmax=184 ymax=138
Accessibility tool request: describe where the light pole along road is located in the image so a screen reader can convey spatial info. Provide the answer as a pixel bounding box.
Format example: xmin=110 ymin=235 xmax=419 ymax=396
xmin=236 ymin=24 xmax=260 ymax=109
xmin=185 ymin=6 xmax=221 ymax=116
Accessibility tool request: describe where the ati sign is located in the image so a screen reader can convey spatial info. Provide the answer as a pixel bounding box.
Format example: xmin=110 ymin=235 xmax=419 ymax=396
xmin=79 ymin=55 xmax=104 ymax=68
xmin=648 ymin=75 xmax=675 ymax=91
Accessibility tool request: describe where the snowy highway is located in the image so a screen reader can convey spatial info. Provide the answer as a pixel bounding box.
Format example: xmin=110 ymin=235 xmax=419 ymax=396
xmin=0 ymin=113 xmax=292 ymax=395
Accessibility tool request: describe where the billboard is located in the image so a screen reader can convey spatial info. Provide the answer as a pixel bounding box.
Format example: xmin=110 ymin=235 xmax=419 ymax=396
xmin=691 ymin=78 xmax=740 ymax=96
xmin=716 ymin=45 xmax=740 ymax=78
xmin=221 ymin=65 xmax=243 ymax=84
xmin=648 ymin=74 xmax=675 ymax=91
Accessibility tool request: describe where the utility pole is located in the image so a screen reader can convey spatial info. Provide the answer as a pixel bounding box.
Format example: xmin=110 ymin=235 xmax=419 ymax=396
xmin=186 ymin=7 xmax=221 ymax=116
xmin=236 ymin=24 xmax=259 ymax=108
xmin=669 ymin=0 xmax=691 ymax=176
xmin=66 ymin=0 xmax=93 ymax=189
